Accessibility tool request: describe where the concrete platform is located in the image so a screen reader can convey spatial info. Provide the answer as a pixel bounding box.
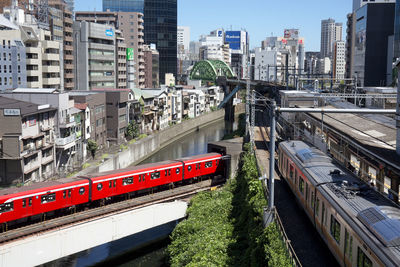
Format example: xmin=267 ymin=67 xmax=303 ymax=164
xmin=208 ymin=137 xmax=243 ymax=179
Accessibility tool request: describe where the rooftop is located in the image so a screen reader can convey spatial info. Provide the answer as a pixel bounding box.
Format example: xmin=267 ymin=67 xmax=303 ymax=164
xmin=0 ymin=96 xmax=56 ymax=117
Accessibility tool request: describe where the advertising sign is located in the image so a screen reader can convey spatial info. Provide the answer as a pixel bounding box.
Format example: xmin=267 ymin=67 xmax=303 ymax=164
xmin=225 ymin=31 xmax=241 ymax=51
xmin=284 ymin=29 xmax=299 ymax=39
xmin=126 ymin=48 xmax=134 ymax=61
xmin=105 ymin=28 xmax=114 ymax=37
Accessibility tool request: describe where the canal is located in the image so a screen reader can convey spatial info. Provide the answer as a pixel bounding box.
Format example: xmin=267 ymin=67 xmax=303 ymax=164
xmin=43 ymin=119 xmax=231 ymax=267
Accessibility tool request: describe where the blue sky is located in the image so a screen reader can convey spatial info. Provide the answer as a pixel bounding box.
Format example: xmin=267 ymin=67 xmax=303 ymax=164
xmin=75 ymin=0 xmax=352 ymax=52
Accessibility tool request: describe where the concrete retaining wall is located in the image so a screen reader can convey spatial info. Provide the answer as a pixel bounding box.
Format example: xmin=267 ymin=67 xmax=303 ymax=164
xmin=77 ymin=109 xmax=228 ymax=176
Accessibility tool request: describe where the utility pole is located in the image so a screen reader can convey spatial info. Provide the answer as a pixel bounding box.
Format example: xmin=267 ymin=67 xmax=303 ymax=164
xmin=245 ymin=62 xmax=250 ymax=137
xmin=268 ymin=101 xmax=277 ymax=210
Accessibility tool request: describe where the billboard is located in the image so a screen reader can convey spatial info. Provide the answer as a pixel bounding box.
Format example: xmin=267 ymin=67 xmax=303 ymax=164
xmin=105 ymin=28 xmax=114 ymax=37
xmin=284 ymin=29 xmax=299 ymax=39
xmin=225 ymin=31 xmax=241 ymax=51
xmin=126 ymin=48 xmax=134 ymax=61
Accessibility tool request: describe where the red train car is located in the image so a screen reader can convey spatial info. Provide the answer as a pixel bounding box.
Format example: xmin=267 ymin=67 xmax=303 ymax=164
xmin=0 ymin=153 xmax=225 ymax=227
xmin=0 ymin=178 xmax=89 ymax=224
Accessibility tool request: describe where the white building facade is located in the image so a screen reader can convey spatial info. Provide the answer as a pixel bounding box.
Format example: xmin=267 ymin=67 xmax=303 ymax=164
xmin=333 ymin=41 xmax=346 ymax=81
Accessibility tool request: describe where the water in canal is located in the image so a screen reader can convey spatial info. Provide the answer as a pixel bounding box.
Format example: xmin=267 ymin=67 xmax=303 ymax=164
xmin=43 ymin=119 xmax=231 ymax=267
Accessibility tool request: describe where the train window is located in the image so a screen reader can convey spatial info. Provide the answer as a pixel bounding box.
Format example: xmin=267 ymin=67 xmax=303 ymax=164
xmin=306 ymin=183 xmax=309 ymax=202
xmin=345 ymin=229 xmax=353 ymax=262
xmin=294 ymin=169 xmax=297 ymax=181
xmin=68 ymin=190 xmax=71 ymax=198
xmin=315 ymin=198 xmax=320 ymax=217
xmin=139 ymin=175 xmax=142 ymax=182
xmin=188 ymin=165 xmax=192 ymax=171
xmin=113 ymin=180 xmax=116 ymax=187
xmin=97 ymin=183 xmax=103 ymax=191
xmin=0 ymin=202 xmax=13 ymax=213
xmin=142 ymin=175 xmax=145 ymax=181
xmin=311 ymin=192 xmax=315 ymax=209
xmin=123 ymin=177 xmax=134 ymax=185
xmin=23 ymin=199 xmax=26 ymax=208
xmin=168 ymin=170 xmax=171 ymax=176
xmin=29 ymin=198 xmax=32 ymax=206
xmin=290 ymin=166 xmax=294 ymax=179
xmin=109 ymin=181 xmax=112 ymax=188
xmin=41 ymin=193 xmax=56 ymax=204
xmin=151 ymin=172 xmax=161 ymax=180
xmin=205 ymin=161 xmax=213 ymax=168
xmin=322 ymin=202 xmax=326 ymax=226
xmin=79 ymin=187 xmax=85 ymax=195
xmin=299 ymin=178 xmax=304 ymax=194
xmin=176 ymin=168 xmax=180 ymax=174
xmin=357 ymin=247 xmax=372 ymax=267
xmin=330 ymin=215 xmax=341 ymax=244
xmin=63 ymin=190 xmax=66 ymax=199
xmin=165 ymin=170 xmax=168 ymax=176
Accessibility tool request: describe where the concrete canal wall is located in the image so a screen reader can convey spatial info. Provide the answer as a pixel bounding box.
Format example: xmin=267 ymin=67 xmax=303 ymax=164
xmin=77 ymin=105 xmax=244 ymax=176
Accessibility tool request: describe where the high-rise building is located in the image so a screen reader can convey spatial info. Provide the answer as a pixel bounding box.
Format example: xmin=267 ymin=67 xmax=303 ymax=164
xmin=353 ymin=3 xmax=395 ymax=87
xmin=75 ymin=11 xmax=145 ymax=88
xmin=225 ymin=30 xmax=249 ymax=79
xmin=333 ymin=41 xmax=346 ymax=81
xmin=320 ymin=18 xmax=342 ymax=59
xmin=144 ymin=0 xmax=177 ymax=85
xmin=48 ymin=0 xmax=75 ymax=91
xmin=102 ymin=0 xmax=177 ymax=85
xmin=0 ymin=26 xmax=27 ymax=90
xmin=353 ymin=0 xmax=396 ymax=11
xmin=345 ymin=12 xmax=356 ymax=80
xmin=73 ymin=21 xmax=117 ymax=90
xmin=394 ymin=0 xmax=400 ymax=59
xmin=178 ymin=26 xmax=190 ymax=52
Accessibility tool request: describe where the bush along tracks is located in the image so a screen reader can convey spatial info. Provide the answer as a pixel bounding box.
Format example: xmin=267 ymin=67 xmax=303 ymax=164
xmin=167 ymin=144 xmax=291 ymax=266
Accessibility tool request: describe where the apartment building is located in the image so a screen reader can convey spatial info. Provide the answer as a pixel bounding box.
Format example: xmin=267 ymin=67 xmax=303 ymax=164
xmin=19 ymin=25 xmax=62 ymax=89
xmin=0 ymin=88 xmax=84 ymax=171
xmin=0 ymin=27 xmax=27 ymax=90
xmin=0 ymin=96 xmax=57 ymax=185
xmin=143 ymin=44 xmax=159 ymax=88
xmin=49 ymin=0 xmax=75 ymax=91
xmin=116 ymin=29 xmax=127 ymax=89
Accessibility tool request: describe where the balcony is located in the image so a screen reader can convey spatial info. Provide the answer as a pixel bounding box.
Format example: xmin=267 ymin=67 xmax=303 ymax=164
xmin=138 ymin=31 xmax=144 ymax=37
xmin=43 ymin=40 xmax=60 ymax=49
xmin=89 ymin=54 xmax=115 ymax=61
xmin=64 ymin=81 xmax=75 ymax=89
xmin=90 ymin=75 xmax=115 ymax=82
xmin=89 ymin=64 xmax=115 ymax=71
xmin=42 ymin=65 xmax=60 ymax=73
xmin=24 ymin=158 xmax=40 ymax=175
xmin=64 ymin=35 xmax=73 ymax=42
xmin=56 ymin=134 xmax=76 ymax=149
xmin=43 ymin=77 xmax=61 ymax=85
xmin=64 ymin=72 xmax=74 ymax=79
xmin=43 ymin=53 xmax=60 ymax=61
xmin=59 ymin=115 xmax=76 ymax=128
xmin=64 ymin=17 xmax=73 ymax=24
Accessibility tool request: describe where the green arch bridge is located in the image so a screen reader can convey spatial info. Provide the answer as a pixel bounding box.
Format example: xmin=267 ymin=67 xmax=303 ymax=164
xmin=189 ymin=60 xmax=235 ymax=82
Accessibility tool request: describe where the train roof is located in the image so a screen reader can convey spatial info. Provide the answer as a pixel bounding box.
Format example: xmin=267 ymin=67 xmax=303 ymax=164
xmin=82 ymin=160 xmax=181 ymax=179
xmin=0 ymin=177 xmax=84 ymax=197
xmin=280 ymin=140 xmax=400 ymax=264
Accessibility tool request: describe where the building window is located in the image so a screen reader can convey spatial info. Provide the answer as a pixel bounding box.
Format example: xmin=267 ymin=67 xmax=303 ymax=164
xmin=18 ymin=65 xmax=20 ymax=73
xmin=9 ymin=65 xmax=11 ymax=73
xmin=17 ymin=53 xmax=20 ymax=61
xmin=4 ymin=77 xmax=7 ymax=85
xmin=3 ymin=65 xmax=6 ymax=73
xmin=18 ymin=77 xmax=21 ymax=85
xmin=8 ymin=53 xmax=11 ymax=61
xmin=3 ymin=53 xmax=5 ymax=60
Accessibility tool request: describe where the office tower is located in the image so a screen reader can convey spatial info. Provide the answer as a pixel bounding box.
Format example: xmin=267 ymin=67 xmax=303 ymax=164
xmin=353 ymin=0 xmax=395 ymax=11
xmin=353 ymin=3 xmax=395 ymax=86
xmin=178 ymin=26 xmax=190 ymax=52
xmin=103 ymin=0 xmax=177 ymax=85
xmin=333 ymin=41 xmax=346 ymax=81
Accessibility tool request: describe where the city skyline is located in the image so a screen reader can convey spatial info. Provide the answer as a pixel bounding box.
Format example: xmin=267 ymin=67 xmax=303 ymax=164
xmin=75 ymin=0 xmax=351 ymax=51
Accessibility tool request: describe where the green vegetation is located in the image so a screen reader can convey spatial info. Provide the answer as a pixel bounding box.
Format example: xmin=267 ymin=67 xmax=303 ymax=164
xmin=82 ymin=163 xmax=91 ymax=170
xmin=128 ymin=139 xmax=136 ymax=145
xmin=87 ymin=139 xmax=98 ymax=159
xmin=167 ymin=145 xmax=291 ymax=266
xmin=138 ymin=134 xmax=147 ymax=140
xmin=222 ymin=113 xmax=246 ymax=140
xmin=119 ymin=144 xmax=128 ymax=151
xmin=67 ymin=171 xmax=78 ymax=178
xmin=101 ymin=153 xmax=109 ymax=160
xmin=126 ymin=121 xmax=140 ymax=139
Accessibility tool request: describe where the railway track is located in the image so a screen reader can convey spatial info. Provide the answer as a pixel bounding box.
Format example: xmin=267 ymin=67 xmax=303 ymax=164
xmin=0 ymin=179 xmax=216 ymax=245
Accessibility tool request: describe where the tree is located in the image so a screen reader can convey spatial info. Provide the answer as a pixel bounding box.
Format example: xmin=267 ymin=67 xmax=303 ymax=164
xmin=87 ymin=139 xmax=98 ymax=159
xmin=126 ymin=121 xmax=140 ymax=139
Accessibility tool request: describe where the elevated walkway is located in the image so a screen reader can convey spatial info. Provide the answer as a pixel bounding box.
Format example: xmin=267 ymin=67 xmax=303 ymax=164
xmin=0 ymin=201 xmax=187 ymax=267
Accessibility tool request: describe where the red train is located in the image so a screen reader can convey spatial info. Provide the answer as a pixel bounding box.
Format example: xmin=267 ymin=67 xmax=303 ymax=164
xmin=0 ymin=153 xmax=226 ymax=227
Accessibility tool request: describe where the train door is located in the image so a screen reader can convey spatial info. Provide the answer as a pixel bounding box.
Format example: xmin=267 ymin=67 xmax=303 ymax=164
xmin=108 ymin=179 xmax=117 ymax=196
xmin=22 ymin=197 xmax=33 ymax=216
xmin=62 ymin=190 xmax=72 ymax=207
